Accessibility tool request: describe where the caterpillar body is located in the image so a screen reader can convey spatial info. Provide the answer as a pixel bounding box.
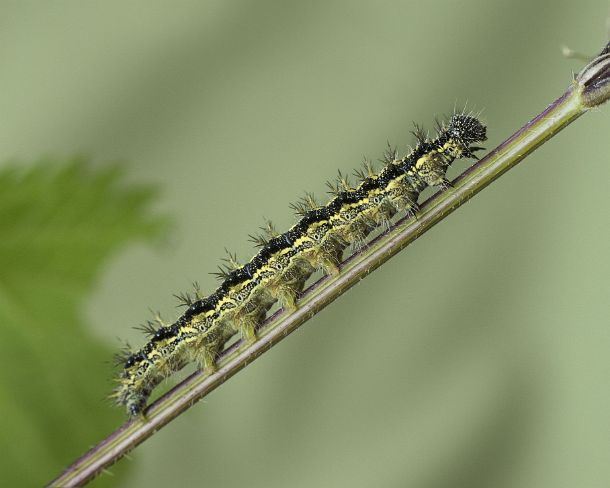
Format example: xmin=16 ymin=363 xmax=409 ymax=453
xmin=112 ymin=112 xmax=487 ymax=416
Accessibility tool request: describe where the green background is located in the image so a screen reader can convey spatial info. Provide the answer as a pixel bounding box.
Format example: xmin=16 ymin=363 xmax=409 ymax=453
xmin=1 ymin=1 xmax=610 ymax=487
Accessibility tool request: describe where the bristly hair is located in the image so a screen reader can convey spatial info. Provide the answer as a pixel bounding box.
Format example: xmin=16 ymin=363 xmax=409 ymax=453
xmin=410 ymin=123 xmax=428 ymax=144
xmin=290 ymin=192 xmax=319 ymax=216
xmin=381 ymin=143 xmax=398 ymax=164
xmin=133 ymin=320 xmax=158 ymax=337
xmin=113 ymin=343 xmax=134 ymax=367
xmin=210 ymin=265 xmax=231 ymax=281
xmin=326 ymin=170 xmax=352 ymax=196
xmin=248 ymin=232 xmax=269 ymax=247
xmin=174 ymin=291 xmax=195 ymax=308
xmin=353 ymin=158 xmax=376 ymax=181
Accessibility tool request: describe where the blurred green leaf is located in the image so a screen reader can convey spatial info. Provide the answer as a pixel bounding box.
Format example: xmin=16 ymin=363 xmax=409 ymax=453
xmin=0 ymin=159 xmax=168 ymax=487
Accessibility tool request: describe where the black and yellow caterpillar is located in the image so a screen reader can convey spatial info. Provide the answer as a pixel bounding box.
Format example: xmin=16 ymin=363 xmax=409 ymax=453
xmin=112 ymin=112 xmax=487 ymax=416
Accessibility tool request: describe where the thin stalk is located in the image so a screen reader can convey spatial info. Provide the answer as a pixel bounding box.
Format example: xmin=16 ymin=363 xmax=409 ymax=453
xmin=49 ymin=42 xmax=610 ymax=488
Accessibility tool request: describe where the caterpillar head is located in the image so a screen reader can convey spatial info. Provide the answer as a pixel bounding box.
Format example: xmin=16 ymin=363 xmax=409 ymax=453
xmin=447 ymin=114 xmax=487 ymax=145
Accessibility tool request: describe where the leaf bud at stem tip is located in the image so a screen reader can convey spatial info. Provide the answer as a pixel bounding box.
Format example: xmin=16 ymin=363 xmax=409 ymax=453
xmin=576 ymin=42 xmax=610 ymax=108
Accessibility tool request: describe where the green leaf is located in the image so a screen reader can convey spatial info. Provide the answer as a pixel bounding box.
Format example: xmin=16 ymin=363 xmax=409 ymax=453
xmin=0 ymin=159 xmax=168 ymax=487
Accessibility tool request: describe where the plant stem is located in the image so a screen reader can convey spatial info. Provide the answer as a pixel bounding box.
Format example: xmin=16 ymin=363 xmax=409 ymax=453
xmin=48 ymin=42 xmax=610 ymax=488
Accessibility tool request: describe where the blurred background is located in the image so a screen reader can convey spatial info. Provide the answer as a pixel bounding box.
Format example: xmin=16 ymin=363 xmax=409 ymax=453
xmin=1 ymin=1 xmax=610 ymax=487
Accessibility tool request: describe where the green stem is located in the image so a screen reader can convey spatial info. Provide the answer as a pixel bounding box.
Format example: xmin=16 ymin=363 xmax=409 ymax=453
xmin=48 ymin=42 xmax=610 ymax=488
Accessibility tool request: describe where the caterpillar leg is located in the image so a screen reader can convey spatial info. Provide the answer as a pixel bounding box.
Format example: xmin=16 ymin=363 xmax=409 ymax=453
xmin=194 ymin=342 xmax=220 ymax=374
xmin=275 ymin=284 xmax=299 ymax=311
xmin=238 ymin=315 xmax=259 ymax=344
xmin=319 ymin=256 xmax=340 ymax=276
xmin=438 ymin=177 xmax=454 ymax=190
xmin=310 ymin=244 xmax=343 ymax=276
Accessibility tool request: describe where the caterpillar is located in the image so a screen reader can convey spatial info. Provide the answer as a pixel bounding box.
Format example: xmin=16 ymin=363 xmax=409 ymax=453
xmin=112 ymin=111 xmax=487 ymax=416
